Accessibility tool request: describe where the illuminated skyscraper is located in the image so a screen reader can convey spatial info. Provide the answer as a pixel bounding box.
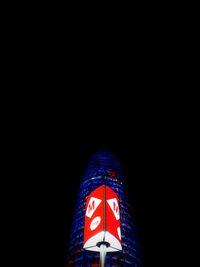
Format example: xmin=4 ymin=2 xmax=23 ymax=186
xmin=66 ymin=150 xmax=142 ymax=266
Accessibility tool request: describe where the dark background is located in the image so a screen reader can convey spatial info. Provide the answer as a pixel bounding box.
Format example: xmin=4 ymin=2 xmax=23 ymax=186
xmin=5 ymin=6 xmax=192 ymax=266
xmin=11 ymin=62 xmax=187 ymax=266
xmin=9 ymin=17 xmax=188 ymax=264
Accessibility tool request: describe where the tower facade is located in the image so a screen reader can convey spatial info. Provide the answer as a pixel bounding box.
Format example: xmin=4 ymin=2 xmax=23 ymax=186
xmin=66 ymin=150 xmax=142 ymax=266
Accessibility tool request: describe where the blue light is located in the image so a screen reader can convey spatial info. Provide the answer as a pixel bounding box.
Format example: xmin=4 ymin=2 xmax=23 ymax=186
xmin=66 ymin=150 xmax=142 ymax=266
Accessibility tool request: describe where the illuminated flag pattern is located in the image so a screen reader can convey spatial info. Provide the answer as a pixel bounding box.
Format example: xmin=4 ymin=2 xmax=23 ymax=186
xmin=66 ymin=150 xmax=142 ymax=266
xmin=83 ymin=185 xmax=122 ymax=252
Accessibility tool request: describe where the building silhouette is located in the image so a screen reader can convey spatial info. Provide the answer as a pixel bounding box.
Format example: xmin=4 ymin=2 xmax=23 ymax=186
xmin=66 ymin=150 xmax=142 ymax=266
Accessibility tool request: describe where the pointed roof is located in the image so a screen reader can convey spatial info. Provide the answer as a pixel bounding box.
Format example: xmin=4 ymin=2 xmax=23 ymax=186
xmin=83 ymin=149 xmax=123 ymax=180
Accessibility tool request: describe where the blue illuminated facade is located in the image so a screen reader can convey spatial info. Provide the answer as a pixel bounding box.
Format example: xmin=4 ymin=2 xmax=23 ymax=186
xmin=66 ymin=150 xmax=142 ymax=266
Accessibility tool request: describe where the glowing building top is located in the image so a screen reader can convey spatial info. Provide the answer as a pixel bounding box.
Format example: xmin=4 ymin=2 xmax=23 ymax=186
xmin=66 ymin=150 xmax=142 ymax=267
xmin=83 ymin=150 xmax=123 ymax=181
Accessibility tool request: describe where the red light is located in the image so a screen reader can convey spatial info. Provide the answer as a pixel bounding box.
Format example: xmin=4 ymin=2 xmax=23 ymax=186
xmin=83 ymin=185 xmax=122 ymax=252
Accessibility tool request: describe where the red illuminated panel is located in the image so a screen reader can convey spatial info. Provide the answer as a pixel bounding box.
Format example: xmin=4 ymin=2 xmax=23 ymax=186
xmin=83 ymin=185 xmax=104 ymax=250
xmin=105 ymin=186 xmax=121 ymax=250
xmin=83 ymin=185 xmax=122 ymax=252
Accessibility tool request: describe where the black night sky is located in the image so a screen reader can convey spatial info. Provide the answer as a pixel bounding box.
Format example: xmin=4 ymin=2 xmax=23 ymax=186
xmin=9 ymin=11 xmax=190 ymax=267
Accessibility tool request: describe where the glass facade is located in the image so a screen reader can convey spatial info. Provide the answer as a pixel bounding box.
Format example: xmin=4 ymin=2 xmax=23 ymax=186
xmin=66 ymin=150 xmax=142 ymax=266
